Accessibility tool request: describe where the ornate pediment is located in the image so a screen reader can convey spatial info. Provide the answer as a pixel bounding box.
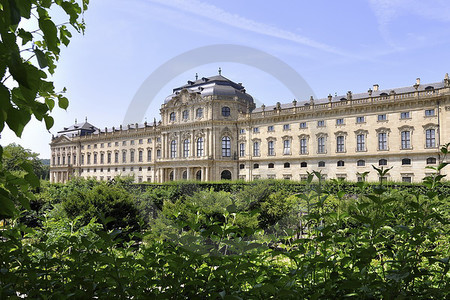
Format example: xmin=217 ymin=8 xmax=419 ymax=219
xmin=166 ymin=89 xmax=202 ymax=107
xmin=51 ymin=135 xmax=71 ymax=145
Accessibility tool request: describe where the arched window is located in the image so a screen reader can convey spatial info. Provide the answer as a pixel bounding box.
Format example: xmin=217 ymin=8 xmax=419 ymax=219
xmin=138 ymin=150 xmax=143 ymax=162
xmin=402 ymin=158 xmax=411 ymax=165
xmin=426 ymin=157 xmax=437 ymax=164
xmin=138 ymin=167 xmax=142 ymax=171
xmin=284 ymin=162 xmax=290 ymax=168
xmin=196 ymin=108 xmax=203 ymax=118
xmin=182 ymin=170 xmax=187 ymax=180
xmin=147 ymin=149 xmax=152 ymax=162
xmin=379 ymin=159 xmax=387 ymax=166
xmin=183 ymin=139 xmax=190 ymax=157
xmin=253 ymin=163 xmax=259 ymax=169
xmin=169 ymin=171 xmax=174 ymax=181
xmin=318 ymin=161 xmax=325 ymax=167
xmin=182 ymin=110 xmax=189 ymax=120
xmin=337 ymin=160 xmax=345 ymax=167
xmin=268 ymin=141 xmax=275 ymax=156
xmin=300 ymin=162 xmax=307 ymax=168
xmin=196 ymin=137 xmax=204 ymax=156
xmin=222 ymin=136 xmax=231 ymax=157
xmin=196 ymin=170 xmax=202 ymax=181
xmin=169 ymin=112 xmax=176 ymax=122
xmin=222 ymin=106 xmax=231 ymax=116
xmin=357 ymin=160 xmax=365 ymax=166
xmin=239 ymin=164 xmax=245 ymax=169
xmin=221 ymin=170 xmax=232 ymax=180
xmin=170 ymin=140 xmax=177 ymax=158
xmin=268 ymin=163 xmax=274 ymax=168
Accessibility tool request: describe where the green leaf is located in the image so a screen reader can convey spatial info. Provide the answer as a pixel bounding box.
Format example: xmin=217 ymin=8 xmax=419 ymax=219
xmin=17 ymin=28 xmax=33 ymax=45
xmin=0 ymin=192 xmax=16 ymax=218
xmin=7 ymin=0 xmax=21 ymax=25
xmin=34 ymin=49 xmax=48 ymax=68
xmin=44 ymin=115 xmax=54 ymax=130
xmin=39 ymin=18 xmax=59 ymax=53
xmin=14 ymin=0 xmax=32 ymax=19
xmin=58 ymin=95 xmax=69 ymax=109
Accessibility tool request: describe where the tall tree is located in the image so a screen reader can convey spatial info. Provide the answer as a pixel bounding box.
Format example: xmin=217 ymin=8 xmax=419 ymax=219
xmin=0 ymin=0 xmax=89 ymax=217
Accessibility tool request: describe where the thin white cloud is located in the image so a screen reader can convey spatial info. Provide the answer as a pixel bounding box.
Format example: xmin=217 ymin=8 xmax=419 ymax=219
xmin=147 ymin=0 xmax=349 ymax=57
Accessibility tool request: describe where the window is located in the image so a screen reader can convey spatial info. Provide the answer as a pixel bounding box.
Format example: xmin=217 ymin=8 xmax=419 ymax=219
xmin=239 ymin=129 xmax=245 ymax=134
xmin=402 ymin=176 xmax=412 ymax=183
xmin=253 ymin=127 xmax=259 ymax=133
xmin=182 ymin=110 xmax=189 ymax=120
xmin=401 ymin=131 xmax=411 ymax=149
xmin=336 ymin=136 xmax=345 ymax=153
xmin=268 ymin=141 xmax=275 ymax=156
xmin=138 ymin=150 xmax=143 ymax=162
xmin=253 ymin=163 xmax=259 ymax=169
xmin=426 ymin=157 xmax=437 ymax=164
xmin=268 ymin=163 xmax=274 ymax=168
xmin=400 ymin=112 xmax=410 ymax=119
xmin=114 ymin=142 xmax=119 ymax=146
xmin=170 ymin=140 xmax=177 ymax=158
xmin=317 ymin=137 xmax=325 ymax=153
xmin=222 ymin=106 xmax=230 ymax=116
xmin=114 ymin=152 xmax=118 ymax=163
xmin=379 ymin=159 xmax=387 ymax=166
xmin=357 ymin=160 xmax=365 ymax=166
xmin=100 ymin=143 xmax=104 ymax=148
xmin=284 ymin=162 xmax=290 ymax=168
xmin=425 ymin=109 xmax=435 ymax=116
xmin=336 ymin=118 xmax=344 ymax=125
xmin=139 ymin=139 xmax=143 ymax=144
xmin=183 ymin=139 xmax=190 ymax=157
xmin=222 ymin=136 xmax=231 ymax=157
xmin=317 ymin=120 xmax=325 ymax=127
xmin=300 ymin=138 xmax=308 ymax=154
xmin=402 ymin=158 xmax=411 ymax=165
xmin=378 ymin=132 xmax=387 ymax=150
xmin=147 ymin=149 xmax=152 ymax=161
xmin=318 ymin=161 xmax=325 ymax=167
xmin=122 ymin=141 xmax=126 ymax=146
xmin=268 ymin=125 xmax=274 ymax=132
xmin=130 ymin=140 xmax=135 ymax=145
xmin=300 ymin=162 xmax=307 ymax=168
xmin=356 ymin=116 xmax=365 ymax=123
xmin=130 ymin=150 xmax=135 ymax=163
xmin=239 ymin=143 xmax=245 ymax=157
xmin=169 ymin=112 xmax=176 ymax=122
xmin=283 ymin=140 xmax=291 ymax=155
xmin=94 ymin=144 xmax=97 ymax=149
xmin=122 ymin=151 xmax=126 ymax=163
xmin=196 ymin=108 xmax=203 ymax=118
xmin=107 ymin=153 xmax=111 ymax=164
xmin=239 ymin=164 xmax=245 ymax=170
xmin=157 ymin=149 xmax=161 ymax=158
xmin=100 ymin=153 xmax=104 ymax=164
xmin=253 ymin=142 xmax=260 ymax=156
xmin=147 ymin=138 xmax=152 ymax=143
xmin=94 ymin=153 xmax=97 ymax=164
xmin=356 ymin=134 xmax=365 ymax=151
xmin=300 ymin=122 xmax=307 ymax=128
xmin=197 ymin=138 xmax=204 ymax=156
xmin=283 ymin=124 xmax=290 ymax=131
xmin=425 ymin=129 xmax=436 ymax=148
xmin=337 ymin=160 xmax=345 ymax=167
xmin=73 ymin=155 xmax=76 ymax=164
xmin=378 ymin=114 xmax=387 ymax=121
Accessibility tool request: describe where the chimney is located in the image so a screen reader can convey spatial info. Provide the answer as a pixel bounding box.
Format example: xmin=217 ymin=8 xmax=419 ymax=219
xmin=328 ymin=94 xmax=332 ymax=102
xmin=373 ymin=84 xmax=379 ymax=91
xmin=416 ymin=78 xmax=420 ymax=85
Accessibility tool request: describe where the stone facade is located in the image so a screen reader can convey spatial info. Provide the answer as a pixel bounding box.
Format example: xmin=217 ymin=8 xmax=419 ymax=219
xmin=50 ymin=73 xmax=450 ymax=183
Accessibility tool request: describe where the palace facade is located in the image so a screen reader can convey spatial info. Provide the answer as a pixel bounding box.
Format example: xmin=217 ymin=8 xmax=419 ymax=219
xmin=50 ymin=73 xmax=450 ymax=183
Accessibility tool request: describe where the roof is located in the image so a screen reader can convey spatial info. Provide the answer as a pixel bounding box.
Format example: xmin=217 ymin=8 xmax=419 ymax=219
xmin=164 ymin=74 xmax=254 ymax=104
xmin=253 ymin=81 xmax=446 ymax=113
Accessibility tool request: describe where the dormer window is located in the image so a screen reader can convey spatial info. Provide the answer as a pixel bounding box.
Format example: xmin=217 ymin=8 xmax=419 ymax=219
xmin=222 ymin=106 xmax=231 ymax=117
xmin=196 ymin=108 xmax=203 ymax=118
xmin=169 ymin=112 xmax=176 ymax=122
xmin=182 ymin=110 xmax=189 ymax=120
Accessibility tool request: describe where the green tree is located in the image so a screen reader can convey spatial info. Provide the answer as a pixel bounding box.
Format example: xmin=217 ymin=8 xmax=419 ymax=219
xmin=0 ymin=0 xmax=89 ymax=217
xmin=2 ymin=143 xmax=48 ymax=179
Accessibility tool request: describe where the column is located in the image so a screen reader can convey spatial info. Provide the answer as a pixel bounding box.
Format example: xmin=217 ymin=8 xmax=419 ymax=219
xmin=205 ymin=167 xmax=209 ymax=181
xmin=173 ymin=168 xmax=177 ymax=181
xmin=206 ymin=129 xmax=210 ymax=157
xmin=209 ymin=128 xmax=213 ymax=158
xmin=187 ymin=167 xmax=191 ymax=180
xmin=201 ymin=167 xmax=206 ymax=181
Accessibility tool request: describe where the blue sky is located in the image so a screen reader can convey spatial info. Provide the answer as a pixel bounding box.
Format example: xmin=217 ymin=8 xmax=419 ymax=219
xmin=3 ymin=0 xmax=450 ymax=157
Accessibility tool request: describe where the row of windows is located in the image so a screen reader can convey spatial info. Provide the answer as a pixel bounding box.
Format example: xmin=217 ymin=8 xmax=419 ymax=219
xmin=80 ymin=138 xmax=157 ymax=150
xmin=81 ymin=166 xmax=152 ymax=173
xmin=239 ymin=157 xmax=437 ymax=170
xmin=168 ymin=106 xmax=231 ymax=122
xmin=241 ymin=110 xmax=436 ymax=134
xmin=243 ymin=129 xmax=436 ymax=157
xmin=244 ymin=174 xmax=415 ymax=183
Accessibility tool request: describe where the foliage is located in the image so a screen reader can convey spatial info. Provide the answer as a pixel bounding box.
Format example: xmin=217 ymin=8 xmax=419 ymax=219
xmin=0 ymin=0 xmax=89 ymax=217
xmin=2 ymin=143 xmax=48 ymax=179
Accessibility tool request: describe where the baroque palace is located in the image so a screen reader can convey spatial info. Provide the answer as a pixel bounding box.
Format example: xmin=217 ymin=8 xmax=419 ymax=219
xmin=50 ymin=72 xmax=450 ymax=183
